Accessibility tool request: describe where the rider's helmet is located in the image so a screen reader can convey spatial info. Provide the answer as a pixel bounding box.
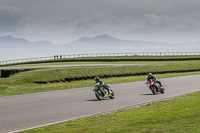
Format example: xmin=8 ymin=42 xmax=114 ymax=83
xmin=95 ymin=76 xmax=100 ymax=82
xmin=148 ymin=73 xmax=152 ymax=78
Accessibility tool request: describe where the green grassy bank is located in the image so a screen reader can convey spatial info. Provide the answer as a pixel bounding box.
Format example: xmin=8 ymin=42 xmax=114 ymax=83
xmin=1 ymin=60 xmax=200 ymax=96
xmin=2 ymin=60 xmax=200 ymax=83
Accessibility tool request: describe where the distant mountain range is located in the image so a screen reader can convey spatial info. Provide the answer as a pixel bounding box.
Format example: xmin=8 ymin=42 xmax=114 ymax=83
xmin=0 ymin=35 xmax=199 ymax=48
xmin=0 ymin=36 xmax=53 ymax=48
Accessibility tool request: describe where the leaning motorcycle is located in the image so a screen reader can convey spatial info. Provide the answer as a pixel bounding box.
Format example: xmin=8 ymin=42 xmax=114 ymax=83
xmin=146 ymin=79 xmax=164 ymax=95
xmin=93 ymin=83 xmax=114 ymax=100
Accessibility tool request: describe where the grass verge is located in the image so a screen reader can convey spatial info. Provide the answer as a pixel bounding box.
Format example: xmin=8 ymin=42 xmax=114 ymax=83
xmin=2 ymin=60 xmax=200 ymax=83
xmin=21 ymin=91 xmax=200 ymax=133
xmin=0 ymin=71 xmax=200 ymax=97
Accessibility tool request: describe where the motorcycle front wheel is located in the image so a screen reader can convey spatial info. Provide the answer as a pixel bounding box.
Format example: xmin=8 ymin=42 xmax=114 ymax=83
xmin=109 ymin=89 xmax=115 ymax=99
xmin=161 ymin=87 xmax=165 ymax=93
xmin=95 ymin=91 xmax=104 ymax=100
xmin=150 ymin=86 xmax=158 ymax=95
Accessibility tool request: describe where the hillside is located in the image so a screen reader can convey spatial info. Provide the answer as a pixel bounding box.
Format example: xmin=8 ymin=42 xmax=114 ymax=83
xmin=0 ymin=36 xmax=53 ymax=48
xmin=1 ymin=35 xmax=199 ymax=48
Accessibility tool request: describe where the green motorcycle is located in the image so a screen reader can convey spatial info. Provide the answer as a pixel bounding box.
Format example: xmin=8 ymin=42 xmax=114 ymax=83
xmin=93 ymin=83 xmax=115 ymax=100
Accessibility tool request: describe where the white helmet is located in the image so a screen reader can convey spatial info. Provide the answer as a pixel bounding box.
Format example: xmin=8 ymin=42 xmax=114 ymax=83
xmin=148 ymin=73 xmax=152 ymax=78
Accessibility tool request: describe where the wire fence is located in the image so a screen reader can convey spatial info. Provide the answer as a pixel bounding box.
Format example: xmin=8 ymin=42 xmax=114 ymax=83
xmin=1 ymin=52 xmax=200 ymax=65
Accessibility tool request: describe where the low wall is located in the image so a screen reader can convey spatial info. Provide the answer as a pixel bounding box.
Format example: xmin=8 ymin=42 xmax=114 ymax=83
xmin=0 ymin=69 xmax=38 ymax=78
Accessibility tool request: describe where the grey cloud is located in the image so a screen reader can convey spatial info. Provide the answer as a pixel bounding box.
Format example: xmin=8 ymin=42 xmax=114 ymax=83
xmin=1 ymin=0 xmax=200 ymax=43
xmin=0 ymin=5 xmax=27 ymax=32
xmin=70 ymin=12 xmax=112 ymax=35
xmin=144 ymin=13 xmax=200 ymax=32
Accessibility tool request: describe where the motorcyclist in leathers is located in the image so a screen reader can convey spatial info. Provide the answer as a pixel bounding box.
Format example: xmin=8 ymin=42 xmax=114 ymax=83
xmin=94 ymin=76 xmax=110 ymax=94
xmin=146 ymin=73 xmax=164 ymax=88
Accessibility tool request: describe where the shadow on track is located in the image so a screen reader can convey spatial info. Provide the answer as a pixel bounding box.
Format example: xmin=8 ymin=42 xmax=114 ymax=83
xmin=86 ymin=99 xmax=109 ymax=101
xmin=141 ymin=94 xmax=155 ymax=95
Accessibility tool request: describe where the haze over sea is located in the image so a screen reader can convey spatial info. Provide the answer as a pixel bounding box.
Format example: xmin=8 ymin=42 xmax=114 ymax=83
xmin=1 ymin=46 xmax=200 ymax=61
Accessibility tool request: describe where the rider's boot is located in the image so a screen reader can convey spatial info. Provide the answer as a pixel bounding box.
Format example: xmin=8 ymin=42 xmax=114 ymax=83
xmin=104 ymin=92 xmax=109 ymax=98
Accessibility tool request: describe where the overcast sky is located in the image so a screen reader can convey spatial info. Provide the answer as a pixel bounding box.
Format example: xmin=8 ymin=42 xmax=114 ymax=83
xmin=0 ymin=0 xmax=200 ymax=44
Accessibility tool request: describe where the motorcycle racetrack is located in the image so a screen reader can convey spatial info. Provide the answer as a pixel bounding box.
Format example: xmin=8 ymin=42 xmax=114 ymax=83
xmin=0 ymin=74 xmax=200 ymax=133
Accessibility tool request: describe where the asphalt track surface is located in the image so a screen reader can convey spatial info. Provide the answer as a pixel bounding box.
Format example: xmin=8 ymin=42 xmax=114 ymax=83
xmin=0 ymin=74 xmax=200 ymax=133
xmin=0 ymin=64 xmax=150 ymax=70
